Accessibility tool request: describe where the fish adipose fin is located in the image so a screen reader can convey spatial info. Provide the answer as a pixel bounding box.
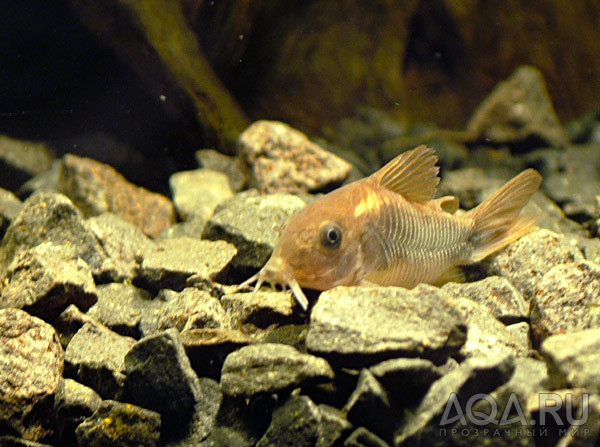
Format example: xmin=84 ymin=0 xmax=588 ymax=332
xmin=467 ymin=169 xmax=542 ymax=262
xmin=373 ymin=145 xmax=440 ymax=203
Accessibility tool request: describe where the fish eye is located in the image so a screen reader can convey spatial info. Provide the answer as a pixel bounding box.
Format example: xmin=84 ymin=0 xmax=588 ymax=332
xmin=320 ymin=224 xmax=342 ymax=248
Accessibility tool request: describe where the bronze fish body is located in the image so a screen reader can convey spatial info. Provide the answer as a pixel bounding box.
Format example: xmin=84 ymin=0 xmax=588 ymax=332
xmin=241 ymin=145 xmax=542 ymax=309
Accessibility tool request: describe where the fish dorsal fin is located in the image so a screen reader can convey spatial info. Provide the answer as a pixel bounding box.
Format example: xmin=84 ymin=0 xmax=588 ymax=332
xmin=372 ymin=145 xmax=440 ymax=202
xmin=430 ymin=196 xmax=460 ymax=214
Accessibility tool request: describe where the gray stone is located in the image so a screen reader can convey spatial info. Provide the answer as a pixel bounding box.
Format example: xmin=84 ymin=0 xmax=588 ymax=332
xmin=0 ymin=188 xmax=23 ymax=237
xmin=0 ymin=135 xmax=54 ymax=191
xmin=239 ymin=120 xmax=352 ymax=193
xmin=505 ymin=321 xmax=532 ymax=353
xmin=54 ymin=378 xmax=102 ymax=446
xmin=157 ymin=288 xmax=230 ymax=332
xmin=306 ymin=285 xmax=467 ymax=368
xmin=368 ymin=358 xmax=443 ymax=404
xmin=256 ymin=395 xmax=321 ymax=447
xmin=317 ymin=404 xmax=352 ymax=447
xmin=202 ymin=192 xmax=305 ymax=269
xmin=345 ymin=369 xmax=395 ymax=442
xmin=437 ymin=167 xmax=507 ymax=210
xmin=466 ymin=65 xmax=568 ymax=147
xmin=221 ymin=290 xmax=296 ymax=329
xmin=87 ymin=283 xmax=157 ymax=338
xmin=531 ymin=261 xmax=600 ymax=342
xmin=556 ymin=394 xmax=600 ymax=447
xmin=0 ymin=192 xmax=107 ymax=276
xmin=170 ymin=169 xmax=233 ymax=221
xmin=442 ymin=276 xmax=528 ymax=324
xmin=220 ymin=343 xmax=334 ymax=397
xmin=124 ymin=328 xmax=201 ymax=423
xmin=344 ymin=427 xmax=389 ymax=447
xmin=65 ymin=322 xmax=136 ymax=399
xmin=523 ymin=191 xmax=587 ymax=240
xmin=395 ymin=355 xmax=515 ymax=446
xmin=75 ymin=400 xmax=160 ymax=447
xmin=195 ymin=148 xmax=246 ymax=192
xmin=0 ymin=309 xmax=64 ymax=441
xmin=260 ymin=324 xmax=309 ymax=352
xmin=138 ymin=237 xmax=236 ymax=291
xmin=0 ymin=436 xmax=53 ymax=447
xmin=455 ymin=298 xmax=528 ymax=359
xmin=86 ymin=212 xmax=154 ymax=281
xmin=0 ymin=242 xmax=98 ymax=321
xmin=541 ymin=328 xmax=600 ymax=394
xmin=16 ymin=159 xmax=61 ymax=197
xmin=158 ymin=220 xmax=206 ymax=240
xmin=486 ymin=229 xmax=583 ymax=300
xmin=53 ymin=304 xmax=96 ymax=348
xmin=543 ymin=144 xmax=600 ymax=221
xmin=180 ymin=328 xmax=252 ymax=380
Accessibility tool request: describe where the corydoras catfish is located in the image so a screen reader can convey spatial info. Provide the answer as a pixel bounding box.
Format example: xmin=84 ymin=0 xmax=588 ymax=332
xmin=241 ymin=145 xmax=542 ymax=309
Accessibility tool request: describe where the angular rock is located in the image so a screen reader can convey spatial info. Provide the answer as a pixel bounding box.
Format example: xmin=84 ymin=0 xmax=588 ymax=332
xmin=220 ymin=343 xmax=334 ymax=397
xmin=0 ymin=192 xmax=107 ymax=276
xmin=157 ymin=288 xmax=230 ymax=332
xmin=180 ymin=328 xmax=252 ymax=380
xmin=202 ymin=192 xmax=305 ymax=269
xmin=344 ymin=369 xmax=396 ymax=442
xmin=124 ymin=328 xmax=201 ymax=423
xmin=260 ymin=324 xmax=309 ymax=352
xmin=0 ymin=436 xmax=53 ymax=447
xmin=0 ymin=242 xmax=98 ymax=321
xmin=466 ymin=65 xmax=568 ymax=147
xmin=395 ymin=355 xmax=514 ymax=446
xmin=317 ymin=404 xmax=352 ymax=447
xmin=506 ymin=321 xmax=533 ymax=353
xmin=170 ymin=169 xmax=233 ymax=221
xmin=306 ymin=285 xmax=467 ymax=368
xmin=531 ymin=260 xmax=600 ymax=342
xmin=75 ymin=400 xmax=161 ymax=447
xmin=87 ymin=283 xmax=158 ymax=338
xmin=239 ymin=120 xmax=352 ymax=193
xmin=486 ymin=229 xmax=583 ymax=300
xmin=523 ymin=190 xmax=588 ymax=240
xmin=195 ymin=148 xmax=246 ymax=192
xmin=54 ymin=378 xmax=102 ymax=446
xmin=442 ymin=276 xmax=528 ymax=324
xmin=221 ymin=290 xmax=296 ymax=329
xmin=0 ymin=188 xmax=23 ymax=237
xmin=65 ymin=322 xmax=136 ymax=399
xmin=437 ymin=167 xmax=507 ymax=210
xmin=541 ymin=328 xmax=600 ymax=394
xmin=556 ymin=394 xmax=600 ymax=447
xmin=454 ymin=298 xmax=528 ymax=359
xmin=53 ymin=304 xmax=97 ymax=348
xmin=86 ymin=212 xmax=154 ymax=281
xmin=368 ymin=358 xmax=443 ymax=404
xmin=344 ymin=427 xmax=389 ymax=447
xmin=0 ymin=309 xmax=64 ymax=441
xmin=256 ymin=395 xmax=321 ymax=447
xmin=58 ymin=153 xmax=175 ymax=237
xmin=0 ymin=135 xmax=54 ymax=191
xmin=138 ymin=237 xmax=236 ymax=291
xmin=157 ymin=220 xmax=206 ymax=240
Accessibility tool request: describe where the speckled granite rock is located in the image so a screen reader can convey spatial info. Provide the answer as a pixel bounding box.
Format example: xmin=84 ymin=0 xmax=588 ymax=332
xmin=239 ymin=120 xmax=352 ymax=193
xmin=486 ymin=229 xmax=583 ymax=300
xmin=54 ymin=379 xmax=102 ymax=446
xmin=0 ymin=135 xmax=54 ymax=191
xmin=137 ymin=237 xmax=236 ymax=291
xmin=0 ymin=309 xmax=64 ymax=441
xmin=0 ymin=192 xmax=107 ymax=276
xmin=58 ymin=154 xmax=176 ymax=237
xmin=195 ymin=148 xmax=246 ymax=192
xmin=344 ymin=427 xmax=389 ymax=447
xmin=531 ymin=261 xmax=600 ymax=342
xmin=202 ymin=191 xmax=305 ymax=270
xmin=442 ymin=276 xmax=527 ymax=324
xmin=466 ymin=65 xmax=568 ymax=148
xmin=0 ymin=188 xmax=23 ymax=237
xmin=170 ymin=169 xmax=233 ymax=221
xmin=541 ymin=328 xmax=600 ymax=394
xmin=220 ymin=343 xmax=334 ymax=397
xmin=0 ymin=242 xmax=97 ymax=321
xmin=75 ymin=400 xmax=161 ymax=447
xmin=0 ymin=436 xmax=53 ymax=447
xmin=317 ymin=404 xmax=352 ymax=447
xmin=221 ymin=290 xmax=296 ymax=329
xmin=64 ymin=322 xmax=136 ymax=399
xmin=306 ymin=285 xmax=467 ymax=368
xmin=157 ymin=288 xmax=229 ymax=332
xmin=124 ymin=328 xmax=201 ymax=424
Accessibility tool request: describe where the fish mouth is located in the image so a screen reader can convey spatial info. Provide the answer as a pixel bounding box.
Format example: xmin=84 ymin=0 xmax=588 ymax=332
xmin=239 ymin=255 xmax=309 ymax=310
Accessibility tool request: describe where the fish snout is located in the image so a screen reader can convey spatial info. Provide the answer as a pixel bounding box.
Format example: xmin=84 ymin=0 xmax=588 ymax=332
xmin=258 ymin=255 xmax=293 ymax=289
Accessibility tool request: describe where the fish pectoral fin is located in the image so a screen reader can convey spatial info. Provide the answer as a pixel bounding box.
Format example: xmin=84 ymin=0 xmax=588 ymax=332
xmin=432 ymin=267 xmax=465 ymax=286
xmin=373 ymin=145 xmax=440 ymax=203
xmin=430 ymin=196 xmax=460 ymax=214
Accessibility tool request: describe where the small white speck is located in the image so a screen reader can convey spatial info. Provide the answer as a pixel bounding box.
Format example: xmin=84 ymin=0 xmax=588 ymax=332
xmin=239 ymin=34 xmax=244 ymax=40
xmin=159 ymin=95 xmax=167 ymax=102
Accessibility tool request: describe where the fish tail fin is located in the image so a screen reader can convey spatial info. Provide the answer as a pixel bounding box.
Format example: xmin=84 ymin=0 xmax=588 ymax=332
xmin=466 ymin=169 xmax=542 ymax=262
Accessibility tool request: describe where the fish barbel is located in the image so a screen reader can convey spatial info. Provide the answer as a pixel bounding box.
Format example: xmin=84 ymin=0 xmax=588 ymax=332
xmin=241 ymin=145 xmax=542 ymax=309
